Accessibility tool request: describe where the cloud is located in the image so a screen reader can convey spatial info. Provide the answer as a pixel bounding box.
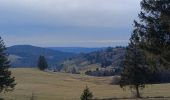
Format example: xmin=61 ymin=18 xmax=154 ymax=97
xmin=1 ymin=31 xmax=129 ymax=47
xmin=0 ymin=0 xmax=141 ymax=47
xmin=0 ymin=0 xmax=140 ymax=29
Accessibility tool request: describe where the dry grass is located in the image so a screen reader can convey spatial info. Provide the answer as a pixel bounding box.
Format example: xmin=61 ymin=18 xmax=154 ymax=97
xmin=1 ymin=68 xmax=170 ymax=100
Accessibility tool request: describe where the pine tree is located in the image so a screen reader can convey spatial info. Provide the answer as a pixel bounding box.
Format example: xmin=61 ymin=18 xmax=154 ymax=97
xmin=80 ymin=86 xmax=93 ymax=100
xmin=71 ymin=67 xmax=77 ymax=74
xmin=0 ymin=37 xmax=16 ymax=93
xmin=37 ymin=56 xmax=48 ymax=71
xmin=133 ymin=0 xmax=170 ymax=68
xmin=119 ymin=41 xmax=150 ymax=98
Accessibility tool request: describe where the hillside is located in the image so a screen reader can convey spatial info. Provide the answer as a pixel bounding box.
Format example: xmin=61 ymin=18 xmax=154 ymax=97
xmin=2 ymin=68 xmax=170 ymax=100
xmin=48 ymin=47 xmax=105 ymax=54
xmin=7 ymin=45 xmax=75 ymax=67
xmin=59 ymin=47 xmax=126 ymax=75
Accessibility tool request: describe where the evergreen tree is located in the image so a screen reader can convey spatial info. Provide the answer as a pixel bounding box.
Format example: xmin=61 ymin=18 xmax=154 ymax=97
xmin=133 ymin=0 xmax=170 ymax=68
xmin=80 ymin=86 xmax=93 ymax=100
xmin=37 ymin=56 xmax=48 ymax=71
xmin=119 ymin=41 xmax=150 ymax=98
xmin=71 ymin=67 xmax=76 ymax=74
xmin=0 ymin=37 xmax=16 ymax=93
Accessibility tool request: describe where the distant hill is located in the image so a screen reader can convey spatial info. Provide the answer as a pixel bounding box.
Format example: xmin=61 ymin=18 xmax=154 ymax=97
xmin=48 ymin=47 xmax=105 ymax=54
xmin=6 ymin=45 xmax=75 ymax=67
xmin=58 ymin=47 xmax=126 ymax=75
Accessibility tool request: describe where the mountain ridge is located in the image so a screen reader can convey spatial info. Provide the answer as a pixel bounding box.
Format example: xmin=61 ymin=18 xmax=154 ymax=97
xmin=6 ymin=45 xmax=75 ymax=67
xmin=48 ymin=47 xmax=105 ymax=54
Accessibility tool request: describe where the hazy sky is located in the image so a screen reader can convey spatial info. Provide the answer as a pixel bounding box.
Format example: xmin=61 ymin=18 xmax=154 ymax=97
xmin=0 ymin=0 xmax=141 ymax=47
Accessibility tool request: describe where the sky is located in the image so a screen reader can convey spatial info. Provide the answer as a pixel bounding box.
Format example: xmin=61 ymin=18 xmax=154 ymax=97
xmin=0 ymin=0 xmax=141 ymax=47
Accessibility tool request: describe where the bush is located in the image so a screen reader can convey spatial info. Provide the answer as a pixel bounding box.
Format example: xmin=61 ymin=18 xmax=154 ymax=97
xmin=81 ymin=86 xmax=93 ymax=100
xmin=111 ymin=75 xmax=121 ymax=85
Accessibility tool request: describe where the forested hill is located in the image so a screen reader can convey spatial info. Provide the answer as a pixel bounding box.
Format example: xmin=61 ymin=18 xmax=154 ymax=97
xmin=48 ymin=47 xmax=105 ymax=54
xmin=6 ymin=45 xmax=126 ymax=71
xmin=6 ymin=45 xmax=75 ymax=67
xmin=58 ymin=47 xmax=126 ymax=75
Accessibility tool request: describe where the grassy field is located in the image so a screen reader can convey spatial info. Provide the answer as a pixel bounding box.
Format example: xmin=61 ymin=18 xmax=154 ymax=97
xmin=1 ymin=68 xmax=170 ymax=100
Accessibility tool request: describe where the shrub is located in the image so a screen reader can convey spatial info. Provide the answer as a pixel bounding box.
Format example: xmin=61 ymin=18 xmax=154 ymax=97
xmin=81 ymin=86 xmax=93 ymax=100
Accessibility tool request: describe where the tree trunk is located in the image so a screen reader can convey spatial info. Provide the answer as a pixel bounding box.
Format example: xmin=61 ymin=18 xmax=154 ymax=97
xmin=135 ymin=85 xmax=140 ymax=98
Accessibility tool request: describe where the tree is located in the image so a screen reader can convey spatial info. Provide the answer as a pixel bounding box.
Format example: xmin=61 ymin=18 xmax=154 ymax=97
xmin=132 ymin=0 xmax=170 ymax=68
xmin=30 ymin=92 xmax=36 ymax=100
xmin=119 ymin=41 xmax=150 ymax=98
xmin=71 ymin=67 xmax=77 ymax=74
xmin=80 ymin=86 xmax=93 ymax=100
xmin=0 ymin=37 xmax=16 ymax=93
xmin=37 ymin=56 xmax=48 ymax=71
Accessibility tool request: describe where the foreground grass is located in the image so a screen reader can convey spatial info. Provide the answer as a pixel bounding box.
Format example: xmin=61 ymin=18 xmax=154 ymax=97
xmin=1 ymin=68 xmax=170 ymax=100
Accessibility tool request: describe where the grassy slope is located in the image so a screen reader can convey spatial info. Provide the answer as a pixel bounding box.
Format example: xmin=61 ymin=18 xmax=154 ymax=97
xmin=2 ymin=68 xmax=170 ymax=100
